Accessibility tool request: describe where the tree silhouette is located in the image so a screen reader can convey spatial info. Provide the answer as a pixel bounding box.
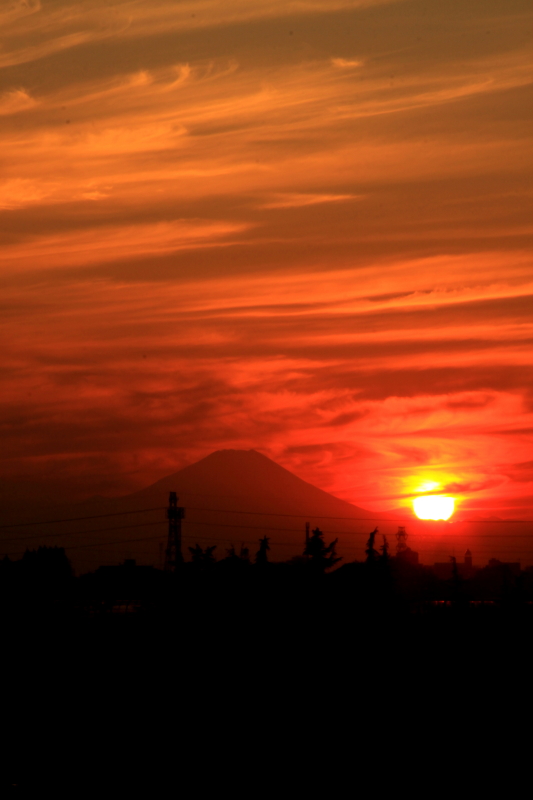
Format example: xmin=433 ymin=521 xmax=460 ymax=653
xmin=365 ymin=528 xmax=379 ymax=563
xmin=224 ymin=543 xmax=250 ymax=565
xmin=255 ymin=536 xmax=270 ymax=566
xmin=15 ymin=546 xmax=73 ymax=609
xmin=380 ymin=534 xmax=389 ymax=562
xmin=304 ymin=527 xmax=342 ymax=570
xmin=450 ymin=555 xmax=463 ymax=598
xmin=188 ymin=544 xmax=217 ymax=568
xmin=21 ymin=546 xmax=72 ymax=582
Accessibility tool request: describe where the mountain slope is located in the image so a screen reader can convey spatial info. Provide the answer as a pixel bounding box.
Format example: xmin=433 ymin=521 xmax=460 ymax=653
xmin=127 ymin=449 xmax=382 ymax=518
xmin=0 ymin=449 xmax=390 ymax=572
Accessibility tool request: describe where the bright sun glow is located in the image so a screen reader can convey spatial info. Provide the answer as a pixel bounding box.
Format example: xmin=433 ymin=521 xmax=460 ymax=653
xmin=413 ymin=495 xmax=455 ymax=520
xmin=417 ymin=481 xmax=440 ymax=493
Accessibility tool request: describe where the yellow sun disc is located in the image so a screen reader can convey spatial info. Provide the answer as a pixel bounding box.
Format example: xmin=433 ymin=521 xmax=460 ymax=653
xmin=413 ymin=495 xmax=455 ymax=520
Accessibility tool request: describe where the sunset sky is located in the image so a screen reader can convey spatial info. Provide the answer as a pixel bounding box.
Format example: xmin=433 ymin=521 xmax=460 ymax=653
xmin=2 ymin=0 xmax=532 ymax=518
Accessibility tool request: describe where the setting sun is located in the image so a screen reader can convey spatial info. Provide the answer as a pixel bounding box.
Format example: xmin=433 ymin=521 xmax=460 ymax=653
xmin=413 ymin=496 xmax=455 ymax=521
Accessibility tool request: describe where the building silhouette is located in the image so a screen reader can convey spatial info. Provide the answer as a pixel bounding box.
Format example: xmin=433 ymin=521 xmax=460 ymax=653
xmin=433 ymin=550 xmax=479 ymax=580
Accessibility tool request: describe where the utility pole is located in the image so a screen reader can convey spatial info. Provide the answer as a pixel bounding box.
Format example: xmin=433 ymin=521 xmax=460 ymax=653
xmin=305 ymin=521 xmax=310 ymax=562
xmin=164 ymin=491 xmax=185 ymax=572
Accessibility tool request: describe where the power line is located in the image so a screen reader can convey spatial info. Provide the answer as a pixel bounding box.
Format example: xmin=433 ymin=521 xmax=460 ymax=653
xmin=187 ymin=506 xmax=533 ymax=524
xmin=3 ymin=502 xmax=533 ymax=531
xmin=186 ymin=506 xmax=392 ymax=521
xmin=0 ymin=505 xmax=387 ymax=529
xmin=0 ymin=506 xmax=166 ymax=530
xmin=184 ymin=519 xmax=533 ymax=538
xmin=2 ymin=513 xmax=533 ymax=553
xmin=0 ymin=519 xmax=167 ymax=546
xmin=0 ymin=532 xmax=166 ymax=557
xmin=454 ymin=519 xmax=533 ymax=525
xmin=4 ymin=523 xmax=533 ymax=560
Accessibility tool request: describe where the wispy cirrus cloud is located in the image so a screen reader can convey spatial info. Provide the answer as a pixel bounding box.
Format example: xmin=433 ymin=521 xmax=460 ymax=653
xmin=0 ymin=89 xmax=38 ymax=116
xmin=259 ymin=192 xmax=361 ymax=208
xmin=0 ymin=219 xmax=251 ymax=272
xmin=1 ymin=0 xmax=532 ymax=526
xmin=2 ymin=48 xmax=531 ymax=224
xmin=0 ymin=0 xmax=401 ymax=68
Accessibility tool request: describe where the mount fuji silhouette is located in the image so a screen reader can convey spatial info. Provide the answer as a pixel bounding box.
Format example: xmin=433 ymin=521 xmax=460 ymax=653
xmin=2 ymin=450 xmax=394 ymax=572
xmin=126 ymin=449 xmax=383 ymax=518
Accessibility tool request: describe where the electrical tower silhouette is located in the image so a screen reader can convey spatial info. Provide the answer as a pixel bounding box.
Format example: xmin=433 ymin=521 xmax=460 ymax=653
xmin=165 ymin=491 xmax=185 ymax=572
xmin=396 ymin=526 xmax=407 ymax=555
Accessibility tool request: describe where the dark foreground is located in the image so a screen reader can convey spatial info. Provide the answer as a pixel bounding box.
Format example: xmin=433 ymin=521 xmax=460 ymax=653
xmin=3 ymin=550 xmax=532 ymax=793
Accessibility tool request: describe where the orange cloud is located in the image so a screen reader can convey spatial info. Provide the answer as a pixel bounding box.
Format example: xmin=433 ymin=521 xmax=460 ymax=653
xmin=0 ymin=220 xmax=252 ymax=273
xmin=0 ymin=0 xmax=401 ymax=68
xmin=259 ymin=193 xmax=361 ymax=208
xmin=1 ymin=0 xmax=532 ymax=527
xmin=0 ymin=89 xmax=38 ymax=116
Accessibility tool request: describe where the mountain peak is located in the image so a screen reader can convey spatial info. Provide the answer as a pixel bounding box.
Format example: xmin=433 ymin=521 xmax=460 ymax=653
xmin=7 ymin=449 xmax=388 ymax=573
xmin=201 ymin=448 xmax=265 ymax=460
xmin=128 ymin=448 xmax=378 ymax=521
